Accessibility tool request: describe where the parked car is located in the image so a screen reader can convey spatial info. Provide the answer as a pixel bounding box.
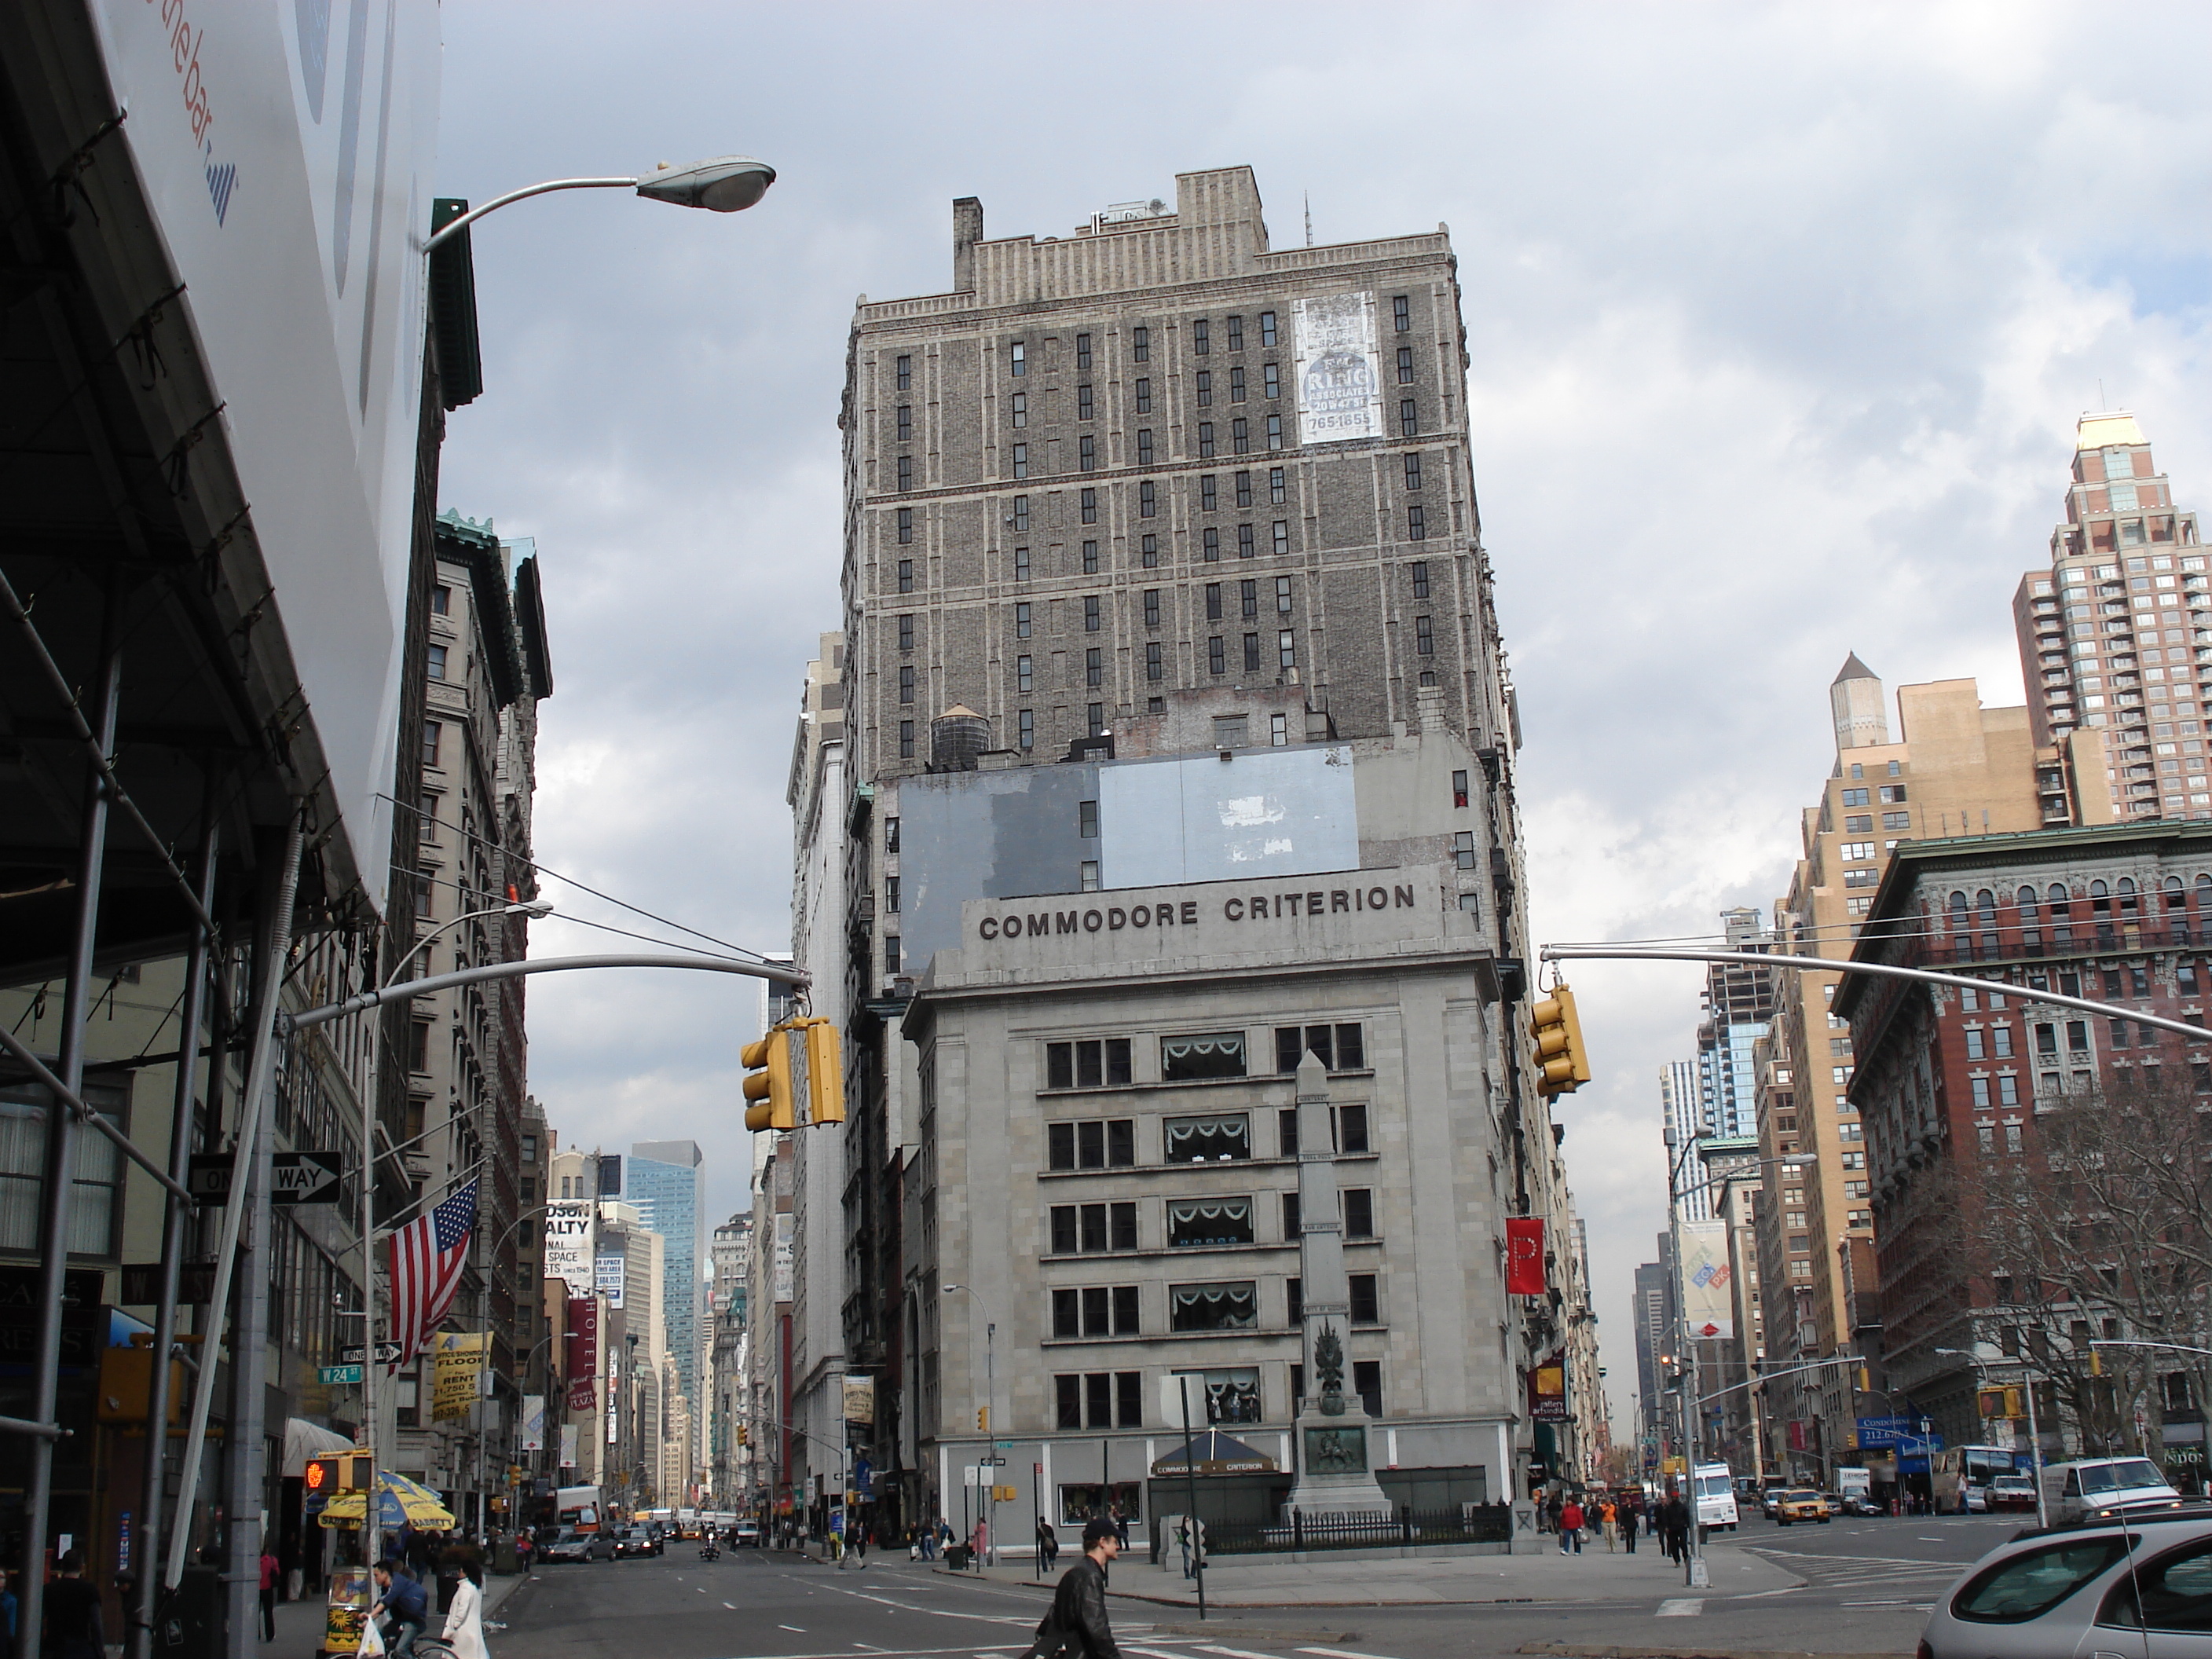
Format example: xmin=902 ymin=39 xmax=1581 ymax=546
xmin=1760 ymin=1487 xmax=1785 ymax=1520
xmin=1774 ymin=1489 xmax=1830 ymax=1525
xmin=1839 ymin=1490 xmax=1881 ymax=1516
xmin=544 ymin=1527 xmax=613 ymax=1562
xmin=613 ymin=1525 xmax=662 ymax=1559
xmin=1986 ymin=1474 xmax=2038 ymax=1514
xmin=1918 ymin=1510 xmax=2212 ymax=1659
xmin=732 ymin=1520 xmax=763 ymax=1548
xmin=1818 ymin=1492 xmax=1845 ymax=1518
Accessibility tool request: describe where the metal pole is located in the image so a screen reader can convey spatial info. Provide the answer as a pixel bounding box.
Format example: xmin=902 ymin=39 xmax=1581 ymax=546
xmin=225 ymin=870 xmax=284 ymax=1659
xmin=984 ymin=1320 xmax=996 ymax=1568
xmin=129 ymin=808 xmax=221 ymax=1659
xmin=19 ymin=596 xmax=123 ymax=1659
xmin=1181 ymin=1377 xmax=1206 ymax=1620
xmin=2025 ymin=1377 xmax=2048 ymax=1529
xmin=166 ymin=826 xmax=303 ymax=1591
xmin=360 ymin=953 xmax=379 ymax=1575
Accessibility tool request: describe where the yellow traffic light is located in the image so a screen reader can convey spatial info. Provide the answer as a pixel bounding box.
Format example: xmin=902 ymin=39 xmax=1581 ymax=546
xmin=804 ymin=1019 xmax=845 ymax=1125
xmin=742 ymin=1027 xmax=797 ymax=1132
xmin=737 ymin=1424 xmax=749 ymax=1447
xmin=977 ymin=1407 xmax=989 ymax=1432
xmin=1529 ymin=984 xmax=1591 ymax=1099
xmin=743 ymin=1017 xmax=845 ymax=1131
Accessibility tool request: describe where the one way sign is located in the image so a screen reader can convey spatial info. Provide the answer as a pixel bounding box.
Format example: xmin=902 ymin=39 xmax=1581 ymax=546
xmin=189 ymin=1152 xmax=343 ymax=1207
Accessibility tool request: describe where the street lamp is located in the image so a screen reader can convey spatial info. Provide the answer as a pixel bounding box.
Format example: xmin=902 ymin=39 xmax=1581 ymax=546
xmin=1937 ymin=1346 xmax=2048 ymax=1528
xmin=1664 ymin=1130 xmax=1814 ymax=1588
xmin=422 ymin=156 xmax=777 ymax=252
xmin=943 ymin=1283 xmax=998 ymax=1566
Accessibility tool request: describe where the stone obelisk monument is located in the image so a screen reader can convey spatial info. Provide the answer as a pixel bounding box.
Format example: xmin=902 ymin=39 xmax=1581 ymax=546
xmin=1285 ymin=1052 xmax=1390 ymax=1514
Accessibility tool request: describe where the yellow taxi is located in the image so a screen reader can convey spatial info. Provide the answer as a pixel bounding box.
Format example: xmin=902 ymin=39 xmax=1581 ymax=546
xmin=1774 ymin=1489 xmax=1830 ymax=1525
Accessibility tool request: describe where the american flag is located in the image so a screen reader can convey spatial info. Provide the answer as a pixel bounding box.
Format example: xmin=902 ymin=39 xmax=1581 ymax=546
xmin=388 ymin=1177 xmax=478 ymax=1368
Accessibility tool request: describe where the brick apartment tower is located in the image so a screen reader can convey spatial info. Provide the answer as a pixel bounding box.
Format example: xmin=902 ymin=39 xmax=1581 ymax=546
xmin=2012 ymin=412 xmax=2206 ymax=822
xmin=839 ymin=167 xmax=1494 ymax=794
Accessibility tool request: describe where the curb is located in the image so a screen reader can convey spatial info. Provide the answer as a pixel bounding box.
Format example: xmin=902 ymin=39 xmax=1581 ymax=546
xmin=1518 ymin=1646 xmax=1912 ymax=1659
xmin=1144 ymin=1627 xmax=1362 ymax=1642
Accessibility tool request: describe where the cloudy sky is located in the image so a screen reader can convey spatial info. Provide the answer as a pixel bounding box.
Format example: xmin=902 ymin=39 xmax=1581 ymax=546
xmin=432 ymin=2 xmax=2212 ymax=1436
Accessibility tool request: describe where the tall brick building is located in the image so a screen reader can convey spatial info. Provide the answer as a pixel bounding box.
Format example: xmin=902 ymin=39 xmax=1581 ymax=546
xmin=839 ymin=166 xmax=1489 ymax=790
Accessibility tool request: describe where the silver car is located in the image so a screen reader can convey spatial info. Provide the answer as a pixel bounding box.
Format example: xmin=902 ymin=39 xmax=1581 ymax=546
xmin=1919 ymin=1511 xmax=2212 ymax=1659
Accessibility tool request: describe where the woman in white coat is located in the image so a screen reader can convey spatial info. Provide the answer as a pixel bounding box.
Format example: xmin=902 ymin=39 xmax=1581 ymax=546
xmin=440 ymin=1555 xmax=487 ymax=1659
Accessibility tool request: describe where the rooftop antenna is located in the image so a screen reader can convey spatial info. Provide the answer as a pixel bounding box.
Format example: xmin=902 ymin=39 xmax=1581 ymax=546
xmin=2099 ymin=378 xmax=2108 ymax=408
xmin=1304 ymin=192 xmax=1313 ymax=248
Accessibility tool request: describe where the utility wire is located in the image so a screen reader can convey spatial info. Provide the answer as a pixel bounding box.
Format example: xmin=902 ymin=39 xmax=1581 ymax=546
xmin=381 ymin=791 xmax=775 ymax=965
xmin=397 ymin=866 xmax=753 ymax=963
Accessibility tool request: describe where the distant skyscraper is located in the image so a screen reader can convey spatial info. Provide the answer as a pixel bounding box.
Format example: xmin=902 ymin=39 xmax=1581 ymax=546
xmin=1658 ymin=1060 xmax=1709 ymax=1221
xmin=628 ymin=1141 xmax=706 ymax=1423
xmin=2012 ymin=411 xmax=2206 ymax=821
xmin=1696 ymin=907 xmax=1775 ymax=1143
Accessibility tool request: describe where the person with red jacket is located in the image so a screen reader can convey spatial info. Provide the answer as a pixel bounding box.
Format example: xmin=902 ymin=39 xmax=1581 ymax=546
xmin=1557 ymin=1497 xmax=1585 ymax=1555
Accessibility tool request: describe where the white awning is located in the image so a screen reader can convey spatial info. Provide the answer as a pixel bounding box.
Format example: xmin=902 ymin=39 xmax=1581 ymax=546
xmin=283 ymin=1418 xmax=357 ymax=1478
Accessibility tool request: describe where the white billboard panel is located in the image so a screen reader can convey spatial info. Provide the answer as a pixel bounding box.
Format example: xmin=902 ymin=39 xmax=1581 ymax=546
xmin=1679 ymin=1220 xmax=1734 ymax=1342
xmin=88 ymin=0 xmax=441 ymax=904
xmin=544 ymin=1200 xmax=595 ymax=1295
xmin=1293 ymin=292 xmax=1382 ymax=444
xmin=595 ymin=1252 xmax=625 ymax=1309
xmin=1097 ymin=747 xmax=1358 ymax=890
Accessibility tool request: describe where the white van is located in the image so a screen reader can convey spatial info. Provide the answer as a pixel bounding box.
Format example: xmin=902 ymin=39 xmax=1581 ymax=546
xmin=1693 ymin=1462 xmax=1740 ymax=1531
xmin=2041 ymin=1456 xmax=2185 ymax=1524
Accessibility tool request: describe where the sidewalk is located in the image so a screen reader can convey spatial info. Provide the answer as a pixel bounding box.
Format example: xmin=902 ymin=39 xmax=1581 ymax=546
xmin=267 ymin=1568 xmax=529 ymax=1655
xmin=933 ymin=1541 xmax=1804 ymax=1607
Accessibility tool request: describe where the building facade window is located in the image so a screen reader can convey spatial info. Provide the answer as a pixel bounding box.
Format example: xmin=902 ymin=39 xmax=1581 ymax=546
xmin=1012 ymin=443 xmax=1027 ymax=478
xmin=1192 ymin=318 xmax=1210 ymax=355
xmin=1139 ymin=482 xmax=1156 ymax=518
xmin=1010 ymin=340 xmax=1025 ymax=375
xmin=899 ymin=720 xmax=915 ymax=758
xmin=1259 ymin=311 xmax=1276 ymax=346
xmin=1081 ymin=487 xmax=1097 ymax=523
xmin=1398 ymin=399 xmax=1418 ymax=438
xmin=1415 ymin=615 xmax=1434 ymax=656
xmin=1146 ymin=641 xmax=1163 ymax=681
xmin=897 ymin=507 xmax=914 ymax=544
xmin=1208 ymin=635 xmax=1225 ymax=675
xmin=896 ymin=353 xmax=911 ymax=390
xmin=1411 ymin=561 xmax=1430 ymax=598
xmin=1273 ymin=521 xmax=1289 ymax=556
xmin=1393 ymin=295 xmax=1411 ymax=332
xmin=1397 ymin=346 xmax=1415 ymax=385
xmin=1133 ymin=326 xmax=1149 ymax=361
xmin=1079 ymin=434 xmax=1096 ymax=471
xmin=1018 ymin=709 xmax=1034 ymax=750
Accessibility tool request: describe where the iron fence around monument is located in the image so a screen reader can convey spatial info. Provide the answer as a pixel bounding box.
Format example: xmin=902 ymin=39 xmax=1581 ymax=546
xmin=1199 ymin=1502 xmax=1511 ymax=1555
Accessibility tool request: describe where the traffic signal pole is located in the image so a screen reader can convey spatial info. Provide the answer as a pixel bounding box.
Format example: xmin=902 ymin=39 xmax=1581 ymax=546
xmin=1540 ymin=944 xmax=2212 ymax=1044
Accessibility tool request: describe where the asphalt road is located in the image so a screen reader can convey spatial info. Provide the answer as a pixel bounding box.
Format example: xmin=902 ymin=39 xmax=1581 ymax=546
xmin=496 ymin=1518 xmax=2027 ymax=1659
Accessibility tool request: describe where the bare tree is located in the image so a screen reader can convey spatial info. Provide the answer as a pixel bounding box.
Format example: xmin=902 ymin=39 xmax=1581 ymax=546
xmin=1960 ymin=1068 xmax=2212 ymax=1462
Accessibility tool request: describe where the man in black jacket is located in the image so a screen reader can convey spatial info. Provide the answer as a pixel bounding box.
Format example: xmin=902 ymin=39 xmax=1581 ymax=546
xmin=1027 ymin=1518 xmax=1122 ymax=1659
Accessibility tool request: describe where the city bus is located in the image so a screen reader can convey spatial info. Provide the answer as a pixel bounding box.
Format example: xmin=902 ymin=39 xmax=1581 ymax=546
xmin=1932 ymin=1445 xmax=2020 ymax=1514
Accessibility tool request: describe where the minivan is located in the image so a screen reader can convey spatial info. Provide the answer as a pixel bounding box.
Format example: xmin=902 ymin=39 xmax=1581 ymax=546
xmin=2040 ymin=1456 xmax=2185 ymax=1523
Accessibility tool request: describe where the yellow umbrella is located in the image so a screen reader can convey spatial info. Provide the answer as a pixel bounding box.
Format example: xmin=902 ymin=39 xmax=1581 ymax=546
xmin=317 ymin=1470 xmax=457 ymax=1530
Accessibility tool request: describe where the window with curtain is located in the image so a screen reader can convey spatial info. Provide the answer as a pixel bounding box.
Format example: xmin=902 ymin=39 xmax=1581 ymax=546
xmin=1169 ymin=1282 xmax=1257 ymax=1332
xmin=1162 ymin=1031 xmax=1245 ymax=1081
xmin=1170 ymin=1366 xmax=1262 ymax=1424
xmin=1162 ymin=1115 xmax=1249 ymax=1163
xmin=1166 ymin=1197 xmax=1253 ymax=1247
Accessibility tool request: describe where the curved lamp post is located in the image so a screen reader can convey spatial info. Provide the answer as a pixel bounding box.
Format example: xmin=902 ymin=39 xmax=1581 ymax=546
xmin=943 ymin=1283 xmax=998 ymax=1566
xmin=423 ymin=155 xmax=777 ymax=253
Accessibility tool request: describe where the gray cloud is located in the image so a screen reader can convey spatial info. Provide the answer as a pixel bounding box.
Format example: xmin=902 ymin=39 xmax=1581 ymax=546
xmin=434 ymin=2 xmax=2212 ymax=1431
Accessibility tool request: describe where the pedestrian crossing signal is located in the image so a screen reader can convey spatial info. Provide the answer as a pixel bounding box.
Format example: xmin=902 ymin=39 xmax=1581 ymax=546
xmin=1978 ymin=1386 xmax=2023 ymax=1419
xmin=306 ymin=1449 xmax=372 ymax=1496
xmin=1528 ymin=986 xmax=1591 ymax=1099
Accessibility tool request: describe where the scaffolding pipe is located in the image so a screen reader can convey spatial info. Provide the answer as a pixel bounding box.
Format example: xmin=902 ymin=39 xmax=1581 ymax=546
xmin=129 ymin=804 xmax=221 ymax=1659
xmin=19 ymin=595 xmax=123 ymax=1659
xmin=165 ymin=825 xmax=302 ymax=1592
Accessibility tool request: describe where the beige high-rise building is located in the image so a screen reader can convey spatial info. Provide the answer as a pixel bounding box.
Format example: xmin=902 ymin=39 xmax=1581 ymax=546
xmin=1752 ymin=661 xmax=2056 ymax=1481
xmin=2012 ymin=412 xmax=2205 ymax=822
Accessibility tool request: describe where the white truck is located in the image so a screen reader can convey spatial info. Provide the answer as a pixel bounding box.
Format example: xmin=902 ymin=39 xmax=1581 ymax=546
xmin=1693 ymin=1462 xmax=1740 ymax=1530
xmin=1837 ymin=1467 xmax=1873 ymax=1513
